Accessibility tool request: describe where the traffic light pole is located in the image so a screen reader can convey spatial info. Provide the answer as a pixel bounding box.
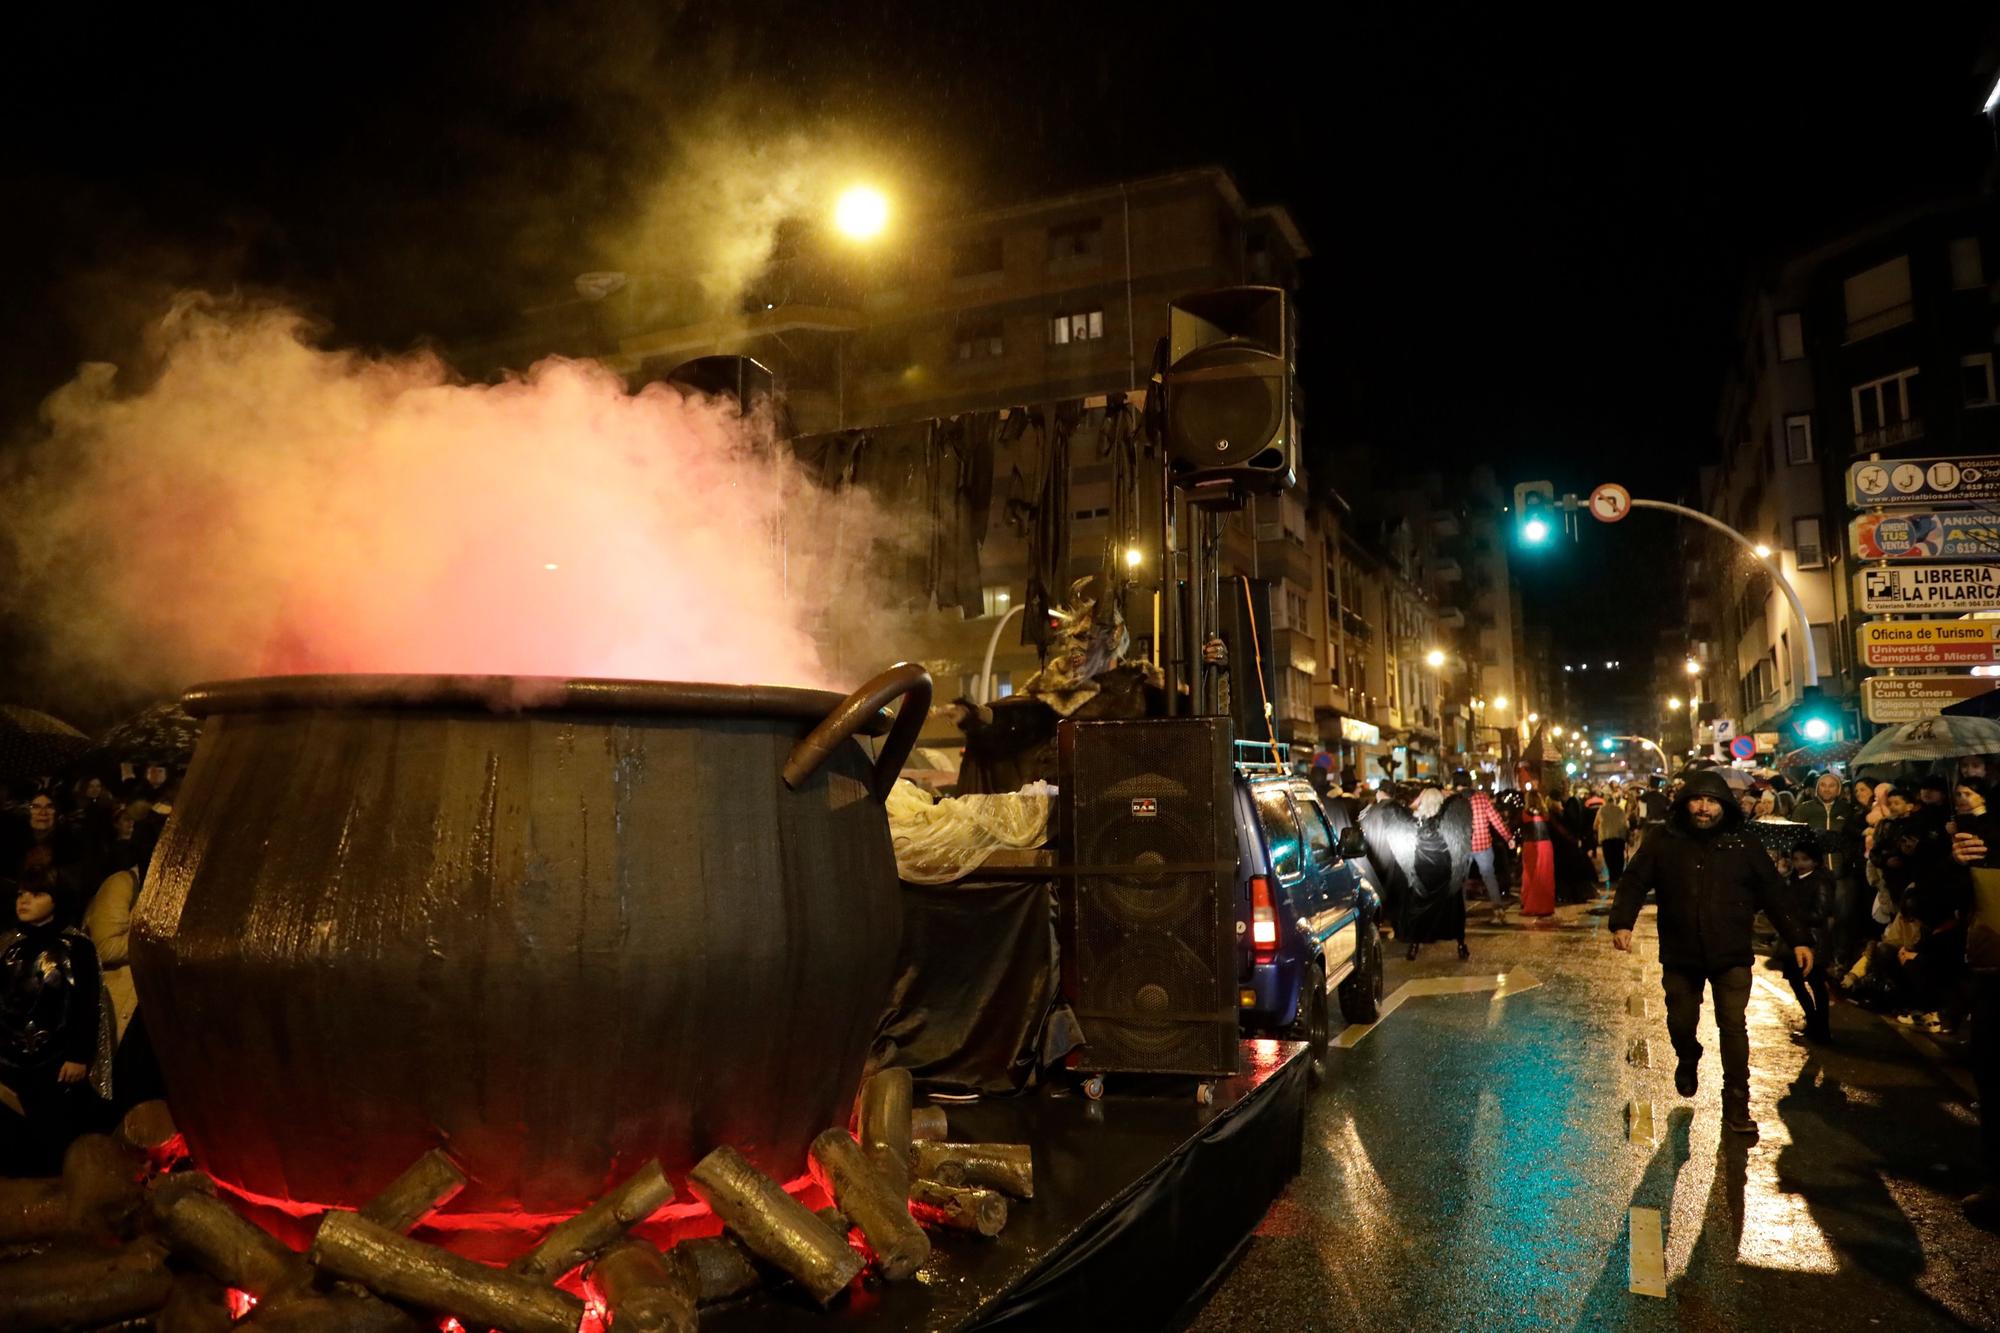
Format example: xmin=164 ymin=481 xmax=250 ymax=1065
xmin=1602 ymin=734 xmax=1670 ymax=771
xmin=1618 ymin=497 xmax=1820 ymax=683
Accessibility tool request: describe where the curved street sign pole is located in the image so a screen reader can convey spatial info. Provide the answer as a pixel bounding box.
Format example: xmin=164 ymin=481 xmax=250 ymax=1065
xmin=1622 ymin=496 xmax=1820 ymax=683
xmin=1603 ymin=734 xmax=1671 ymax=771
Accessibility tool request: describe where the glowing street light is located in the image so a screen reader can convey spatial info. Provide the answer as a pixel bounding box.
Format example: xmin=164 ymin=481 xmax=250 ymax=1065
xmin=1493 ymin=695 xmax=1509 ymax=709
xmin=1425 ymin=649 xmax=1447 ymax=668
xmin=1752 ymin=543 xmax=1772 ymax=560
xmin=833 ymin=185 xmax=890 ymax=240
xmin=1552 ymin=725 xmax=1564 ymax=738
xmin=1684 ymin=659 xmax=1702 ymax=676
xmin=1123 ymin=546 xmax=1144 ymax=569
xmin=1668 ymin=697 xmax=1684 ymax=710
xmin=1528 ymin=712 xmax=1540 ymax=724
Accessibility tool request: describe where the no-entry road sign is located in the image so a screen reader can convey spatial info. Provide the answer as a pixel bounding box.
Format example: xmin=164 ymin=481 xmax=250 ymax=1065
xmin=1857 ymin=564 xmax=2000 ymax=613
xmin=1863 ymin=674 xmax=1998 ymax=723
xmin=1849 ymin=455 xmax=2000 ymax=508
xmin=1858 ymin=619 xmax=2000 ymax=668
xmin=1588 ymin=483 xmax=1631 ymax=523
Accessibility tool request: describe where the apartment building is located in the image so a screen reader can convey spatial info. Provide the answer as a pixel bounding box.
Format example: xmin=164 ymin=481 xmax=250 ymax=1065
xmin=1698 ymin=197 xmax=2000 ymax=751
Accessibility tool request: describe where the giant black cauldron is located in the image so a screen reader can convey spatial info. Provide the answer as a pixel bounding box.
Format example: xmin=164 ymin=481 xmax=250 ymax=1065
xmin=130 ymin=665 xmax=929 ymax=1216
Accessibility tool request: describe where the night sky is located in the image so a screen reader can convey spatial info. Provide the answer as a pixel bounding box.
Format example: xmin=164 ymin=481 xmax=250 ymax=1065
xmin=4 ymin=2 xmax=1997 ymax=689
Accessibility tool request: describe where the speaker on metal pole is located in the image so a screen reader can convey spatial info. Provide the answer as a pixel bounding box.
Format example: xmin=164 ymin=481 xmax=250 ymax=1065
xmin=1161 ymin=286 xmax=1298 ymax=500
xmin=1058 ymin=717 xmax=1240 ymax=1079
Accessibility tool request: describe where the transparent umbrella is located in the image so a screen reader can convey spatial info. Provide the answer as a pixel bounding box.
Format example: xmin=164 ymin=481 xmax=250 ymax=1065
xmin=1850 ymin=714 xmax=2000 ymax=767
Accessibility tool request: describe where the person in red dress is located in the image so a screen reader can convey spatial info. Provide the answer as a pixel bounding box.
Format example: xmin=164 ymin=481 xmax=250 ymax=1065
xmin=1519 ymin=788 xmax=1557 ymax=917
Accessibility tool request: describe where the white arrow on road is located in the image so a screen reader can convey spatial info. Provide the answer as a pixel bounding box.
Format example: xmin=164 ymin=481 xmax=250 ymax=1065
xmin=1333 ymin=971 xmax=1543 ymax=1049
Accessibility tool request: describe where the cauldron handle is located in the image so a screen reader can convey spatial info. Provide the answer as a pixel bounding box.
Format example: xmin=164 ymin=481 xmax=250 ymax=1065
xmin=784 ymin=663 xmax=933 ymax=801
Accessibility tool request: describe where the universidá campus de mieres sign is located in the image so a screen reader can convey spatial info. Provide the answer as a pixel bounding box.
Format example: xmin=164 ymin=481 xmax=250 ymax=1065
xmin=1858 ymin=619 xmax=2000 ymax=668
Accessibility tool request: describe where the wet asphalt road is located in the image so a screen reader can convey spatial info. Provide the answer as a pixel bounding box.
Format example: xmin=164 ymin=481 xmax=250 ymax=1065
xmin=1189 ymin=889 xmax=2000 ymax=1331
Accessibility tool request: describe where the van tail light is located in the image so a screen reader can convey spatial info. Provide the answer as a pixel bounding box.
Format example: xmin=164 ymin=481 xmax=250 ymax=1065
xmin=1250 ymin=875 xmax=1278 ymax=964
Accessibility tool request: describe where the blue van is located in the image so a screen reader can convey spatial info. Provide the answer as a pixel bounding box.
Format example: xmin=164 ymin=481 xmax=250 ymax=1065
xmin=1235 ymin=772 xmax=1383 ymax=1083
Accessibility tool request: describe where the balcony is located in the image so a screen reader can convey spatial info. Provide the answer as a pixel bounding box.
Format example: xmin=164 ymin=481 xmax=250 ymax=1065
xmin=1844 ymin=302 xmax=1913 ymax=343
xmin=1255 ymin=537 xmax=1317 ymax=590
xmin=1426 ymin=557 xmax=1463 ymax=583
xmin=1437 ymin=606 xmax=1466 ymax=629
xmin=1854 ymin=417 xmax=1924 ymax=454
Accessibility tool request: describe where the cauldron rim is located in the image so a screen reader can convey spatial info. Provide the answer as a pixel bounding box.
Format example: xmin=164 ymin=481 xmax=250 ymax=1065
xmin=182 ymin=673 xmax=892 ymax=732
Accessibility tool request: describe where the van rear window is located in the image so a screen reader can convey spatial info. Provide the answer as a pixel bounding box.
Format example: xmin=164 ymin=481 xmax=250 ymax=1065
xmin=1254 ymin=788 xmax=1303 ymax=881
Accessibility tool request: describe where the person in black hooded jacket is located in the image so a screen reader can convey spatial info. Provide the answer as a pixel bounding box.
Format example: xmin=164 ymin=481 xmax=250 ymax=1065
xmin=1609 ymin=769 xmax=1813 ymax=1135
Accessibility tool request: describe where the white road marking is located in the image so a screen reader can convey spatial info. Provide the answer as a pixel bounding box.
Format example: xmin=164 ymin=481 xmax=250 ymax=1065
xmin=1628 ymin=1206 xmax=1667 ymax=1298
xmin=1333 ymin=972 xmax=1542 ymax=1048
xmin=1625 ymin=1099 xmax=1656 ymax=1147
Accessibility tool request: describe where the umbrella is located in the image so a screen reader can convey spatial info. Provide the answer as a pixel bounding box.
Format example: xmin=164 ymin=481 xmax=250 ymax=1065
xmin=79 ymin=700 xmax=202 ymax=776
xmin=1850 ymin=714 xmax=2000 ymax=767
xmin=0 ymin=705 xmax=91 ymax=789
xmin=1746 ymin=817 xmax=1815 ymax=860
xmin=1777 ymin=738 xmax=1862 ymax=771
xmin=1676 ymin=762 xmax=1754 ymax=791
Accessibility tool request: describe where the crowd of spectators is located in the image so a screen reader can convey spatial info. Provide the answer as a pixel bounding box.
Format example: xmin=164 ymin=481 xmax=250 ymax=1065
xmin=0 ymin=764 xmax=178 ymax=1175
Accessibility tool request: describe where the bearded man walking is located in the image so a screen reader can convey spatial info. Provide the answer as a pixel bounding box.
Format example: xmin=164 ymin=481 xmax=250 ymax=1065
xmin=1609 ymin=770 xmax=1813 ymax=1134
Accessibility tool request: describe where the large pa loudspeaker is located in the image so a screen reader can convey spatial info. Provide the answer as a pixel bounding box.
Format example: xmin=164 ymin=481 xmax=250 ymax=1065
xmin=1162 ymin=286 xmax=1297 ymax=498
xmin=1059 ymin=717 xmax=1240 ymax=1078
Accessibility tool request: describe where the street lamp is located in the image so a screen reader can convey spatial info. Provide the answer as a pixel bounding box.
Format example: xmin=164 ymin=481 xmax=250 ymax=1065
xmin=1493 ymin=695 xmax=1509 ymax=709
xmin=1123 ymin=546 xmax=1144 ymax=569
xmin=1752 ymin=543 xmax=1772 ymax=560
xmin=1685 ymin=659 xmax=1702 ymax=676
xmin=1668 ymin=697 xmax=1684 ymax=711
xmin=833 ymin=185 xmax=890 ymax=240
xmin=1425 ymin=649 xmax=1446 ymax=668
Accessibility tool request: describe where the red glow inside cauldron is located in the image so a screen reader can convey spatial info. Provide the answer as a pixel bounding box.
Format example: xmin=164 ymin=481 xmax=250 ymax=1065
xmin=209 ymin=1170 xmax=833 ymax=1263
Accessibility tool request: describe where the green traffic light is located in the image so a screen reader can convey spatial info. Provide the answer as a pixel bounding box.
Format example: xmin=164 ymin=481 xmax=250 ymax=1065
xmin=1802 ymin=717 xmax=1830 ymax=741
xmin=1522 ymin=517 xmax=1551 ymax=544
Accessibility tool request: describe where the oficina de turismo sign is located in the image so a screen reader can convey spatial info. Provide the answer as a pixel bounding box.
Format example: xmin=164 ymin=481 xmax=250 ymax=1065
xmin=1850 ymin=511 xmax=2000 ymax=560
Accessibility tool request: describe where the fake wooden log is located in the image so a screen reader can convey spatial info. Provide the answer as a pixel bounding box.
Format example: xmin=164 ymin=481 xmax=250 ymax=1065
xmin=857 ymin=1069 xmax=913 ymax=1195
xmin=358 ymin=1149 xmax=467 ymax=1235
xmin=807 ymin=1130 xmax=930 ymax=1281
xmin=0 ymin=1178 xmax=69 ymax=1243
xmin=509 ymin=1159 xmax=673 ymax=1282
xmin=146 ymin=1169 xmax=217 ymax=1224
xmin=910 ymin=1106 xmax=949 ymax=1142
xmin=0 ymin=1236 xmax=174 ymax=1329
xmin=0 ymin=1134 xmax=145 ymax=1243
xmin=239 ymin=1292 xmax=431 ymax=1333
xmin=910 ymin=1142 xmax=1033 ymax=1199
xmin=117 ymin=1100 xmax=184 ymax=1160
xmin=589 ymin=1239 xmax=696 ymax=1333
xmin=61 ymin=1133 xmax=145 ymax=1237
xmin=155 ymin=1271 xmax=235 ymax=1333
xmin=159 ymin=1188 xmax=312 ymax=1300
xmin=684 ymin=1146 xmax=860 ymax=1306
xmin=908 ymin=1179 xmax=1007 ymax=1237
xmin=310 ymin=1211 xmax=582 ymax=1333
xmin=666 ymin=1234 xmax=760 ymax=1304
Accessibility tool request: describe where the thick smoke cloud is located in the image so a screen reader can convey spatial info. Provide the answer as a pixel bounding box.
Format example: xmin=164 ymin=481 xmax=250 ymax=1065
xmin=2 ymin=296 xmax=894 ymax=695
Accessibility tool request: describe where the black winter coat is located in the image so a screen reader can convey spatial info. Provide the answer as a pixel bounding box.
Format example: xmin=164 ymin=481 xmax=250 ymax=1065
xmin=1609 ymin=793 xmax=1809 ymax=971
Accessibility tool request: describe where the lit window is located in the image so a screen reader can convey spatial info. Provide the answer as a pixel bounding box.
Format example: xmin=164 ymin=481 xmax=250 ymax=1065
xmin=1776 ymin=312 xmax=1805 ymax=361
xmin=1047 ymin=219 xmax=1102 ymax=262
xmin=1962 ymin=353 xmax=1996 ymax=408
xmin=1049 ymin=309 xmax=1105 ymax=345
xmin=1843 ymin=255 xmax=1913 ymax=340
xmin=955 ymin=320 xmax=1005 ymax=361
xmin=1784 ymin=414 xmax=1813 ymax=465
xmin=1951 ymin=236 xmax=1985 ymax=291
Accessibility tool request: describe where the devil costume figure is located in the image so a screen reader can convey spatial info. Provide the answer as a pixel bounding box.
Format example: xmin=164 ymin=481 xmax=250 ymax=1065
xmin=1377 ymin=791 xmax=1473 ymax=960
xmin=1 ymin=881 xmax=110 ymax=1173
